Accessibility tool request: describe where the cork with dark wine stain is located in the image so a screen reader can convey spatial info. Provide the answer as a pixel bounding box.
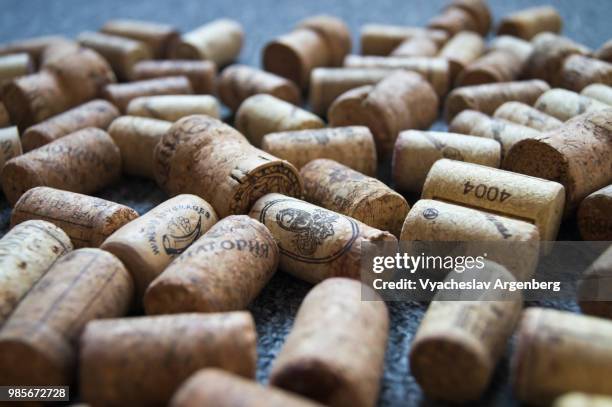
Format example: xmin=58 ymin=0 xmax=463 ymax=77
xmin=101 ymin=19 xmax=180 ymax=59
xmin=577 ymin=184 xmax=612 ymax=241
xmin=493 ymin=102 xmax=562 ymax=132
xmin=559 ymin=54 xmax=612 ymax=92
xmin=0 ymin=248 xmax=133 ymax=386
xmin=102 ymin=76 xmax=193 ymax=112
xmin=80 ymin=312 xmax=256 ymax=406
xmin=131 ymin=60 xmax=216 ymax=94
xmin=437 ymin=31 xmax=485 ymax=80
xmin=269 ymin=278 xmax=389 ymax=407
xmin=578 ymin=245 xmax=612 ymax=318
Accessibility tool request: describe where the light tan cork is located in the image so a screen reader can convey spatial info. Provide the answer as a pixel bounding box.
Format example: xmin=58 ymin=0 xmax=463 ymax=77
xmin=448 ymin=0 xmax=492 ymax=35
xmin=0 ymin=102 xmax=9 ymax=127
xmin=261 ymin=126 xmax=377 ymax=176
xmin=175 ymin=19 xmax=244 ymax=66
xmin=342 ymin=55 xmax=450 ymax=97
xmin=497 ymin=6 xmax=562 ymax=40
xmin=108 ymin=116 xmax=172 ymax=178
xmin=131 ymin=60 xmax=216 ymax=94
xmin=0 ymin=35 xmax=72 ymax=67
xmin=391 ymin=36 xmax=439 ymax=57
xmin=411 ymin=262 xmax=523 ymax=402
xmin=22 ymin=99 xmax=119 ymax=152
xmin=596 ymin=39 xmax=612 ymax=63
xmin=77 ymin=31 xmax=151 ymax=81
xmin=218 ymin=64 xmax=301 ymax=111
xmin=488 ymin=35 xmax=533 ymax=68
xmin=170 ymin=369 xmax=324 ymax=407
xmin=0 ymin=220 xmax=72 ymax=327
xmin=559 ymin=54 xmax=612 ymax=92
xmin=422 ymin=158 xmax=565 ymax=242
xmin=263 ymin=16 xmax=350 ymax=89
xmin=270 ymin=278 xmax=389 ymax=407
xmin=235 ymin=94 xmax=324 ymax=147
xmin=493 ymin=101 xmax=562 ymax=132
xmin=0 ymin=126 xmax=22 ymax=168
xmin=301 ymin=159 xmax=409 ymax=237
xmin=581 ymin=84 xmax=612 ymax=106
xmin=444 ymin=79 xmax=550 ymax=122
xmin=0 ymin=248 xmax=133 ymax=386
xmin=145 ymin=215 xmax=277 ymax=314
xmin=329 ymin=70 xmax=438 ymax=157
xmin=392 ymin=130 xmax=501 ymax=193
xmin=578 ymin=185 xmax=612 ymax=241
xmin=126 ymin=95 xmax=220 ymax=121
xmin=11 ymin=187 xmax=139 ymax=248
xmin=102 ymin=194 xmax=218 ymax=299
xmin=308 ymin=67 xmax=391 ymax=116
xmin=102 ymin=76 xmax=194 ymax=112
xmin=360 ymin=24 xmax=449 ymax=56
xmin=154 ymin=115 xmax=303 ymax=218
xmin=554 ymin=393 xmax=612 ymax=407
xmin=437 ymin=31 xmax=485 ymax=80
xmin=578 ymin=245 xmax=612 ymax=318
xmin=512 ymin=308 xmax=612 ymax=405
xmin=400 ymin=199 xmax=540 ymax=280
xmin=101 ymin=19 xmax=180 ymax=59
xmin=0 ymin=53 xmax=33 ymax=84
xmin=534 ymin=89 xmax=610 ymax=121
xmin=524 ymin=33 xmax=591 ymax=86
xmin=456 ymin=49 xmax=522 ymax=86
xmin=1 ymin=128 xmax=121 ymax=206
xmin=428 ymin=7 xmax=479 ymax=36
xmin=504 ymin=109 xmax=612 ymax=215
xmin=37 ymin=39 xmax=80 ymax=66
xmin=80 ymin=312 xmax=256 ymax=406
xmin=249 ymin=193 xmax=396 ymax=283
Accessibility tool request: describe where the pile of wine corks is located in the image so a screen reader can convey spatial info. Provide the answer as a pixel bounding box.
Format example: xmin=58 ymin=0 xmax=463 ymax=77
xmin=0 ymin=1 xmax=610 ymax=406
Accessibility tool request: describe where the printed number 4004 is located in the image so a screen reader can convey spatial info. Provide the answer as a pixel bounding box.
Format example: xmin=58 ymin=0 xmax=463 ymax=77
xmin=463 ymin=181 xmax=512 ymax=203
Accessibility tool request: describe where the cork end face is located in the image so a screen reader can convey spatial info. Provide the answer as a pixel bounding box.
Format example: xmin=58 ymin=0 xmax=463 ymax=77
xmin=353 ymin=194 xmax=410 ymax=238
xmin=1 ymin=160 xmax=43 ymax=207
xmin=578 ymin=196 xmax=612 ymax=241
xmin=0 ymin=80 xmax=32 ymax=130
xmin=496 ymin=22 xmax=523 ymax=39
xmin=272 ymin=82 xmax=302 ymax=106
xmin=21 ymin=128 xmax=50 ymax=152
xmin=144 ymin=279 xmax=211 ymax=315
xmin=263 ymin=42 xmax=304 ymax=89
xmin=0 ymin=338 xmax=67 ymax=386
xmin=444 ymin=91 xmax=475 ymax=123
xmin=174 ymin=41 xmax=202 ymax=60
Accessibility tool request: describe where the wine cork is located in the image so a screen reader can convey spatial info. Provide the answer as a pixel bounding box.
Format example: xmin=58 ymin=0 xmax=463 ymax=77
xmin=497 ymin=6 xmax=562 ymax=40
xmin=0 ymin=220 xmax=72 ymax=327
xmin=175 ymin=19 xmax=244 ymax=67
xmin=0 ymin=35 xmax=72 ymax=67
xmin=444 ymin=79 xmax=550 ymax=121
xmin=102 ymin=194 xmax=218 ymax=299
xmin=1 ymin=48 xmax=116 ymax=129
xmin=360 ymin=24 xmax=449 ymax=56
xmin=0 ymin=248 xmax=133 ymax=386
xmin=504 ymin=109 xmax=612 ymax=215
xmin=596 ymin=39 xmax=612 ymax=63
xmin=101 ymin=19 xmax=180 ymax=59
xmin=80 ymin=312 xmax=256 ymax=406
xmin=428 ymin=7 xmax=480 ymax=36
xmin=391 ymin=36 xmax=438 ymax=57
xmin=131 ymin=60 xmax=216 ymax=94
xmin=261 ymin=126 xmax=377 ymax=175
xmin=11 ymin=187 xmax=139 ymax=248
xmin=235 ymin=94 xmax=324 ymax=147
xmin=392 ymin=130 xmax=501 ymax=193
xmin=400 ymin=200 xmax=540 ymax=280
xmin=422 ymin=158 xmax=565 ymax=242
xmin=438 ymin=31 xmax=485 ymax=80
xmin=77 ymin=31 xmax=152 ymax=81
xmin=410 ymin=262 xmax=523 ymax=402
xmin=448 ymin=0 xmax=492 ymax=36
xmin=218 ymin=64 xmax=300 ymax=111
xmin=126 ymin=95 xmax=220 ymax=121
xmin=578 ymin=185 xmax=612 ymax=241
xmin=0 ymin=126 xmax=22 ymax=168
xmin=270 ymin=278 xmax=388 ymax=407
xmin=493 ymin=101 xmax=562 ymax=132
xmin=108 ymin=116 xmax=172 ymax=178
xmin=145 ymin=215 xmax=277 ymax=314
xmin=38 ymin=38 xmax=81 ymax=66
xmin=488 ymin=35 xmax=533 ymax=68
xmin=263 ymin=16 xmax=350 ymax=89
xmin=170 ymin=369 xmax=324 ymax=407
xmin=524 ymin=33 xmax=591 ymax=86
xmin=308 ymin=67 xmax=391 ymax=116
xmin=342 ymin=55 xmax=450 ymax=97
xmin=249 ymin=194 xmax=396 ymax=283
xmin=0 ymin=53 xmax=33 ymax=84
xmin=512 ymin=308 xmax=612 ymax=405
xmin=328 ymin=70 xmax=439 ymax=157
xmin=581 ymin=84 xmax=612 ymax=106
xmin=578 ymin=245 xmax=612 ymax=318
xmin=1 ymin=128 xmax=121 ymax=206
xmin=0 ymin=102 xmax=8 ymax=127
xmin=560 ymin=54 xmax=612 ymax=92
xmin=103 ymin=75 xmax=194 ymax=112
xmin=154 ymin=115 xmax=302 ymax=218
xmin=301 ymin=159 xmax=409 ymax=237
xmin=22 ymin=99 xmax=120 ymax=152
xmin=554 ymin=393 xmax=612 ymax=407
xmin=456 ymin=49 xmax=522 ymax=86
xmin=534 ymin=89 xmax=610 ymax=122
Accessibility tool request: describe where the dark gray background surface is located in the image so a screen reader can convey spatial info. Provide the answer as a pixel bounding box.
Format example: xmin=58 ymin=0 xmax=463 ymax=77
xmin=1 ymin=1 xmax=611 ymax=406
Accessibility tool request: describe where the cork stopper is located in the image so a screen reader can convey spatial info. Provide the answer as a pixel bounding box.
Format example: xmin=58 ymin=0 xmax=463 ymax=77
xmin=0 ymin=35 xmax=72 ymax=67
xmin=126 ymin=95 xmax=220 ymax=121
xmin=596 ymin=39 xmax=612 ymax=63
xmin=428 ymin=7 xmax=480 ymax=36
xmin=102 ymin=76 xmax=194 ymax=112
xmin=360 ymin=24 xmax=449 ymax=56
xmin=438 ymin=31 xmax=485 ymax=80
xmin=488 ymin=35 xmax=533 ymax=67
xmin=175 ymin=19 xmax=244 ymax=66
xmin=456 ymin=49 xmax=522 ymax=86
xmin=578 ymin=185 xmax=612 ymax=241
xmin=497 ymin=6 xmax=562 ymax=40
xmin=534 ymin=88 xmax=609 ymax=121
xmin=390 ymin=36 xmax=438 ymax=57
xmin=0 ymin=126 xmax=22 ymax=167
xmin=581 ymin=84 xmax=612 ymax=106
xmin=298 ymin=15 xmax=352 ymax=67
xmin=493 ymin=101 xmax=562 ymax=132
xmin=559 ymin=54 xmax=612 ymax=92
xmin=449 ymin=0 xmax=492 ymax=35
xmin=101 ymin=19 xmax=180 ymax=59
xmin=0 ymin=53 xmax=33 ymax=85
xmin=131 ymin=59 xmax=216 ymax=94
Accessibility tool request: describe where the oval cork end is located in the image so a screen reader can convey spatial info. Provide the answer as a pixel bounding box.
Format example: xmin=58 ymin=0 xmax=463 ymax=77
xmin=1 ymin=160 xmax=44 ymax=207
xmin=174 ymin=41 xmax=202 ymax=60
xmin=0 ymin=80 xmax=32 ymax=130
xmin=444 ymin=90 xmax=476 ymax=122
xmin=21 ymin=128 xmax=52 ymax=152
xmin=263 ymin=41 xmax=305 ymax=89
xmin=0 ymin=337 xmax=68 ymax=386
